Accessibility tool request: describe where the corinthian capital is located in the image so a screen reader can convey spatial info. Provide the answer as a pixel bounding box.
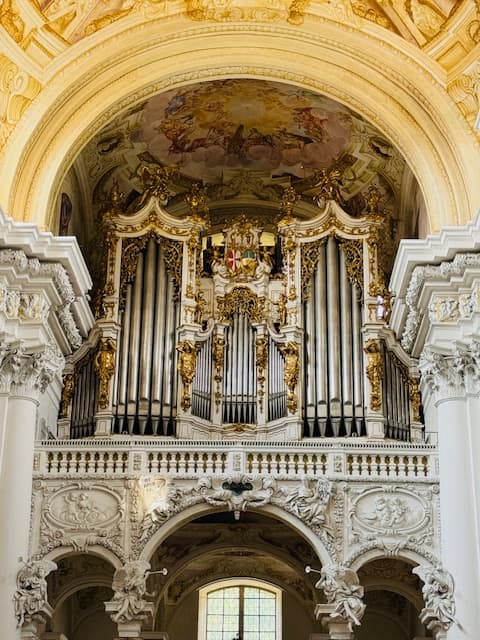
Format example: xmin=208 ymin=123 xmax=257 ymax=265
xmin=419 ymin=341 xmax=480 ymax=400
xmin=0 ymin=343 xmax=64 ymax=397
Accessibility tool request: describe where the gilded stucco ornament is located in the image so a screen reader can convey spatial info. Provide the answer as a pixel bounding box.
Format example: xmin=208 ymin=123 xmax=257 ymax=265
xmin=59 ymin=372 xmax=75 ymax=418
xmin=364 ymin=338 xmax=383 ymax=411
xmin=177 ymin=339 xmax=198 ymax=410
xmin=212 ymin=334 xmax=226 ymax=408
xmin=184 ymin=0 xmax=311 ymax=23
xmin=0 ymin=54 xmax=41 ymax=152
xmin=280 ymin=341 xmax=300 ymax=413
xmin=94 ymin=338 xmax=116 ymax=409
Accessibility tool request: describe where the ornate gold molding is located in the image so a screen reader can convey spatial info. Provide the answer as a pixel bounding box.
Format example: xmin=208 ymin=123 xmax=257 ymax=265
xmin=184 ymin=0 xmax=310 ymax=24
xmin=216 ymin=287 xmax=265 ymax=324
xmin=212 ymin=334 xmax=226 ymax=408
xmin=59 ymin=372 xmax=75 ymax=418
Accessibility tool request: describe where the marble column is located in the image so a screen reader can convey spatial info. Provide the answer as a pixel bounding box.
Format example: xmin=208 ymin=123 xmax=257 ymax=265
xmin=419 ymin=345 xmax=480 ymax=639
xmin=0 ymin=345 xmax=63 ymax=639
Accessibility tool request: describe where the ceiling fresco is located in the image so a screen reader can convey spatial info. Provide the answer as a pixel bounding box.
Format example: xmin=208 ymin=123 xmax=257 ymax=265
xmin=137 ymin=79 xmax=352 ymax=182
xmin=68 ymin=78 xmax=422 ymax=244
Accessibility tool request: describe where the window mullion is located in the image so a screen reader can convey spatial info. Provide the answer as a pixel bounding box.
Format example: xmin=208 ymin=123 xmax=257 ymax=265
xmin=238 ymin=585 xmax=244 ymax=640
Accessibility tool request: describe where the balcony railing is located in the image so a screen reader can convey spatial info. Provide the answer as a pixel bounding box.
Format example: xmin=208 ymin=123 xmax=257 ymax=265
xmin=34 ymin=439 xmax=438 ymax=481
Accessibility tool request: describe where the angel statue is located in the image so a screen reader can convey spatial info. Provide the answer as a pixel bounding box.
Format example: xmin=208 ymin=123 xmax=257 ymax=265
xmin=412 ymin=564 xmax=456 ymax=633
xmin=316 ymin=564 xmax=366 ymax=631
xmin=110 ymin=560 xmax=154 ymax=623
xmin=14 ymin=559 xmax=57 ymax=627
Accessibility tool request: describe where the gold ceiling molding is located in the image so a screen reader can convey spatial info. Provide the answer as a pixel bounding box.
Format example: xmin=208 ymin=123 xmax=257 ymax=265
xmin=0 ymin=0 xmax=24 ymax=43
xmin=0 ymin=53 xmax=41 ymax=153
xmin=184 ymin=0 xmax=310 ymax=24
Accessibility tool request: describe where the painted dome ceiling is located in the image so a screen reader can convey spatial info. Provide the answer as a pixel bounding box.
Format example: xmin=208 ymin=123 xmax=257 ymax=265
xmin=69 ymin=78 xmax=421 ymax=236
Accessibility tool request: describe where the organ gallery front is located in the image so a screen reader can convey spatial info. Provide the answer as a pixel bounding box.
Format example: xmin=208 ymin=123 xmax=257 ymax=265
xmin=63 ymin=171 xmax=422 ymax=444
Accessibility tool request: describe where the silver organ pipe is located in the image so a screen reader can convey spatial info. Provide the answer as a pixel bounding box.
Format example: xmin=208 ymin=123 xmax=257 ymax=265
xmin=127 ymin=252 xmax=143 ymax=433
xmin=70 ymin=354 xmax=97 ymax=439
xmin=113 ymin=241 xmax=178 ymax=436
xmin=315 ymin=243 xmax=328 ymax=434
xmin=302 ymin=236 xmax=365 ymax=437
xmin=326 ymin=235 xmax=341 ymax=435
xmin=151 ymin=250 xmax=166 ymax=435
xmin=351 ymin=284 xmax=364 ymax=429
xmin=340 ymin=253 xmax=353 ymax=436
xmin=192 ymin=335 xmax=212 ymax=420
xmin=268 ymin=336 xmax=286 ymax=422
xmin=138 ymin=239 xmax=156 ymax=433
xmin=223 ymin=313 xmax=257 ymax=423
xmin=382 ymin=346 xmax=411 ymax=441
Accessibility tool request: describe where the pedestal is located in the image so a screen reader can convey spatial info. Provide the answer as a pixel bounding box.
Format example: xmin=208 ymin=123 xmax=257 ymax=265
xmin=315 ymin=605 xmax=354 ymax=640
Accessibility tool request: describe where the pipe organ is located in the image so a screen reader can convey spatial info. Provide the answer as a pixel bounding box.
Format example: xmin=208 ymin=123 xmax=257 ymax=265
xmin=62 ymin=186 xmax=424 ymax=442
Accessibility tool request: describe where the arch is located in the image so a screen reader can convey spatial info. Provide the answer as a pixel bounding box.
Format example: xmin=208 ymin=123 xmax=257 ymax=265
xmin=349 ymin=547 xmax=437 ymax=573
xmin=1 ymin=20 xmax=477 ymax=232
xmin=42 ymin=545 xmax=123 ymax=570
xmin=139 ymin=502 xmax=334 ymax=567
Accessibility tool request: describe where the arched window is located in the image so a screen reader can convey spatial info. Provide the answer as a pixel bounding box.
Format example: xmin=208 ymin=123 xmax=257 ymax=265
xmin=198 ymin=579 xmax=282 ymax=640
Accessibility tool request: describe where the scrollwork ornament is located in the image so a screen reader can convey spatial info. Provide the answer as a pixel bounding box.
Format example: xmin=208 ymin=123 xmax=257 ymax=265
xmin=216 ymin=288 xmax=265 ymax=324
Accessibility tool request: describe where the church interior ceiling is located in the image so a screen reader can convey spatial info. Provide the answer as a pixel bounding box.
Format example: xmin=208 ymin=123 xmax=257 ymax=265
xmin=67 ymin=78 xmax=421 ymax=246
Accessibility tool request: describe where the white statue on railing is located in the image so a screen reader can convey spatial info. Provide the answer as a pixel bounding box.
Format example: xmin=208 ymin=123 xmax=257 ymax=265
xmin=13 ymin=558 xmax=57 ymax=627
xmin=315 ymin=564 xmax=366 ymax=631
xmin=109 ymin=560 xmax=154 ymax=623
xmin=412 ymin=564 xmax=456 ymax=634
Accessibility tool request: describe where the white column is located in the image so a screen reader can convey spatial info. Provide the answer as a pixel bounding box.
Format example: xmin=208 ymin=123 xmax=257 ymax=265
xmin=420 ymin=347 xmax=480 ymax=639
xmin=0 ymin=345 xmax=63 ymax=639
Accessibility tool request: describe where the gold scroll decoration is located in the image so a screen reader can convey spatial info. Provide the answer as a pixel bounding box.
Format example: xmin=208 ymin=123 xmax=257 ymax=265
xmin=280 ymin=341 xmax=300 ymax=414
xmin=212 ymin=335 xmax=226 ymax=408
xmin=59 ymin=372 xmax=75 ymax=418
xmin=364 ymin=338 xmax=383 ymax=412
xmin=256 ymin=336 xmax=268 ymax=412
xmin=216 ymin=287 xmax=265 ymax=324
xmin=177 ymin=340 xmax=198 ymax=411
xmin=94 ymin=338 xmax=117 ymax=410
